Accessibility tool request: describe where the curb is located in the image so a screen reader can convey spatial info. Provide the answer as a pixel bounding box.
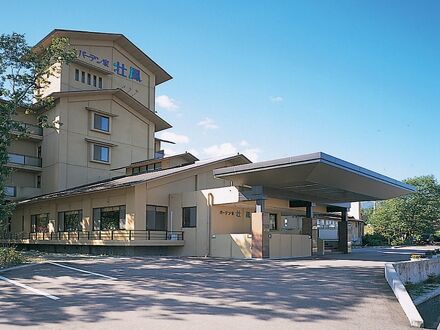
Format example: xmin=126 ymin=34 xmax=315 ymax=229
xmin=384 ymin=262 xmax=424 ymax=327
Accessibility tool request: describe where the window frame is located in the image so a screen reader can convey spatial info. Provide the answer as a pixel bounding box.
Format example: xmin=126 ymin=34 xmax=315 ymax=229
xmin=4 ymin=186 xmax=16 ymax=197
xmin=182 ymin=206 xmax=197 ymax=228
xmin=269 ymin=213 xmax=278 ymax=231
xmin=146 ymin=205 xmax=168 ymax=231
xmin=75 ymin=68 xmax=79 ymax=81
xmin=31 ymin=213 xmax=49 ymax=233
xmin=92 ymin=113 xmax=111 ymax=133
xmin=92 ymin=205 xmax=126 ymax=231
xmin=92 ymin=144 xmax=110 ymax=163
xmin=58 ymin=210 xmax=83 ymax=232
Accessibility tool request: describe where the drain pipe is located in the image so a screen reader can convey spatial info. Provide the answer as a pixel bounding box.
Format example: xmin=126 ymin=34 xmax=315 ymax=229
xmin=206 ymin=193 xmax=214 ymax=257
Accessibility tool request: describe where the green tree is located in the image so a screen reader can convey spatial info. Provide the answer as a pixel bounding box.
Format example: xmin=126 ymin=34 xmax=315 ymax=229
xmin=0 ymin=33 xmax=76 ymax=227
xmin=369 ymin=175 xmax=440 ymax=245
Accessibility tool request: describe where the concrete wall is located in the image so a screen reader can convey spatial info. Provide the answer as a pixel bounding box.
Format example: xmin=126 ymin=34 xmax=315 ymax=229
xmin=394 ymin=258 xmax=440 ymax=284
xmin=11 ymin=187 xmax=134 ymax=233
xmin=40 ymin=93 xmax=155 ymax=193
xmin=211 ymin=234 xmax=252 ymax=258
xmin=269 ymin=233 xmax=312 ymax=258
xmin=41 ymin=36 xmax=155 ymax=109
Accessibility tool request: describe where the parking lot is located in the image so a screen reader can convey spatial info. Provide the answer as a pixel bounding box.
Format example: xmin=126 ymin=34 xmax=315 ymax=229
xmin=0 ymin=247 xmax=432 ymax=330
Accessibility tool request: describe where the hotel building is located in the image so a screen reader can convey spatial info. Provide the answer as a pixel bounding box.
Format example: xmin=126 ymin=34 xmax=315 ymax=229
xmin=2 ymin=29 xmax=415 ymax=258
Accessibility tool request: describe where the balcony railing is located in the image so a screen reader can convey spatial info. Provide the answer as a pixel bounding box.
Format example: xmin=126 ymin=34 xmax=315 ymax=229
xmin=12 ymin=122 xmax=43 ymax=136
xmin=154 ymin=150 xmax=165 ymax=159
xmin=0 ymin=230 xmax=184 ymax=242
xmin=7 ymin=153 xmax=42 ymax=167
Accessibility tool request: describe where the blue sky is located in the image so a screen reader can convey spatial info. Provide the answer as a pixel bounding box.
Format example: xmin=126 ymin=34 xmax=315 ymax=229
xmin=2 ymin=1 xmax=439 ymax=180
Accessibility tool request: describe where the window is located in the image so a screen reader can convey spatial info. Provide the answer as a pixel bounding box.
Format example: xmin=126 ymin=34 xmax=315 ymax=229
xmin=4 ymin=186 xmax=16 ymax=197
xmin=93 ymin=113 xmax=110 ymax=132
xmin=283 ymin=216 xmax=302 ymax=230
xmin=93 ymin=206 xmax=126 ymax=230
xmin=132 ymin=167 xmax=140 ymax=175
xmin=182 ymin=207 xmax=197 ymax=228
xmin=36 ymin=175 xmax=41 ymax=188
xmin=58 ymin=210 xmax=82 ymax=232
xmin=75 ymin=69 xmax=79 ymax=81
xmin=154 ymin=162 xmax=162 ymax=170
xmin=139 ymin=166 xmax=147 ymax=173
xmin=98 ymin=77 xmax=103 ymax=89
xmin=147 ymin=164 xmax=154 ymax=172
xmin=146 ymin=205 xmax=167 ymax=231
xmin=37 ymin=145 xmax=42 ymax=158
xmin=81 ymin=71 xmax=85 ymax=83
xmin=269 ymin=213 xmax=277 ymax=231
xmin=87 ymin=73 xmax=91 ymax=85
xmin=31 ymin=213 xmax=49 ymax=232
xmin=93 ymin=75 xmax=97 ymax=87
xmin=93 ymin=145 xmax=110 ymax=163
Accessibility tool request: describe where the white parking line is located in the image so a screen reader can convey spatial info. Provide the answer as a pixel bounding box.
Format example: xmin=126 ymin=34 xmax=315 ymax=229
xmin=0 ymin=275 xmax=60 ymax=300
xmin=47 ymin=262 xmax=117 ymax=280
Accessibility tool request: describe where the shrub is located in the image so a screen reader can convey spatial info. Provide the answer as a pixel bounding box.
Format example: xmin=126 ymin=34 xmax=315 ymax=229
xmin=363 ymin=233 xmax=388 ymax=246
xmin=0 ymin=247 xmax=27 ymax=267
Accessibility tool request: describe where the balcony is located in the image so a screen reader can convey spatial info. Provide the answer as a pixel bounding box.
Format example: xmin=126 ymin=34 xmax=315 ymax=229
xmin=4 ymin=186 xmax=42 ymax=201
xmin=7 ymin=153 xmax=42 ymax=171
xmin=0 ymin=230 xmax=185 ymax=247
xmin=11 ymin=122 xmax=43 ymax=140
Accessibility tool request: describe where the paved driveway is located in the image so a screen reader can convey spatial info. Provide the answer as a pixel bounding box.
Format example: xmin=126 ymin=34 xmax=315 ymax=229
xmin=0 ymin=247 xmax=432 ymax=329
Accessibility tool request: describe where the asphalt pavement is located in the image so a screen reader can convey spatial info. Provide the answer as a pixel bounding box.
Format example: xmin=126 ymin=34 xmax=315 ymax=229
xmin=0 ymin=246 xmax=433 ymax=329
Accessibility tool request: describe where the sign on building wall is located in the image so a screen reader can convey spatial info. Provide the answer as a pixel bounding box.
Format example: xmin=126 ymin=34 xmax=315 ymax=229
xmin=219 ymin=210 xmax=241 ymax=218
xmin=78 ymin=50 xmax=142 ymax=82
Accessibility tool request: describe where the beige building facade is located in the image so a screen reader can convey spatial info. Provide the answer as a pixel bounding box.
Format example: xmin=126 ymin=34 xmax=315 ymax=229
xmin=3 ymin=30 xmax=414 ymax=258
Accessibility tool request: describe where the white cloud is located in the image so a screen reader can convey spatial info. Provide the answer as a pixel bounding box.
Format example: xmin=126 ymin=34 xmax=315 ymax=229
xmin=202 ymin=142 xmax=261 ymax=162
xmin=203 ymin=143 xmax=237 ymax=159
xmin=239 ymin=140 xmax=249 ymax=147
xmin=187 ymin=148 xmax=200 ymax=157
xmin=270 ymin=96 xmax=283 ymax=103
xmin=197 ymin=117 xmax=218 ymax=130
xmin=158 ymin=131 xmax=190 ymax=144
xmin=163 ymin=146 xmax=178 ymax=156
xmin=243 ymin=148 xmax=261 ymax=162
xmin=156 ymin=95 xmax=179 ymax=111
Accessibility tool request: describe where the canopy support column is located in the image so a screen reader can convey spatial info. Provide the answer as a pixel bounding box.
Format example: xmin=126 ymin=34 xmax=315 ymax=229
xmin=338 ymin=208 xmax=349 ymax=254
xmin=251 ymin=199 xmax=270 ymax=258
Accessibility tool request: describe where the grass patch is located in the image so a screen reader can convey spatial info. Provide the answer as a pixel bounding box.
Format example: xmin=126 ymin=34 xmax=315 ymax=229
xmin=0 ymin=247 xmax=28 ymax=268
xmin=406 ymin=274 xmax=440 ymax=299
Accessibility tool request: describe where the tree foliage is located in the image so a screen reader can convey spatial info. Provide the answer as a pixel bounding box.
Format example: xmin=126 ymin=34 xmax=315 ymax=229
xmin=0 ymin=33 xmax=76 ymax=225
xmin=368 ymin=175 xmax=440 ymax=245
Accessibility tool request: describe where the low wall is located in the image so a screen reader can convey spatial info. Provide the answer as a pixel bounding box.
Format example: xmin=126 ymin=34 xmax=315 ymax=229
xmin=210 ymin=234 xmax=252 ymax=258
xmin=384 ymin=263 xmax=424 ymax=327
xmin=269 ymin=233 xmax=311 ymax=258
xmin=394 ymin=258 xmax=440 ymax=284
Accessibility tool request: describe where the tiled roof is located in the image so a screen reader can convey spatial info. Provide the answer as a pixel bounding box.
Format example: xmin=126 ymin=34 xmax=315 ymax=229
xmin=18 ymin=154 xmax=251 ymax=205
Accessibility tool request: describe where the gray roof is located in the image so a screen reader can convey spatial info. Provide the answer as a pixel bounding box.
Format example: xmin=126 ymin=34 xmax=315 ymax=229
xmin=18 ymin=154 xmax=251 ymax=205
xmin=214 ymin=152 xmax=415 ymax=203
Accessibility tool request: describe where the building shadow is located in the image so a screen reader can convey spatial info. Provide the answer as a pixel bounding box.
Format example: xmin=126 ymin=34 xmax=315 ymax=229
xmin=0 ymin=255 xmax=409 ymax=328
